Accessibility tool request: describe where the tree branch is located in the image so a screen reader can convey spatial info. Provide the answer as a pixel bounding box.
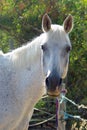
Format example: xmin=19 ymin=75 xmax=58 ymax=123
xmin=0 ymin=24 xmax=11 ymax=32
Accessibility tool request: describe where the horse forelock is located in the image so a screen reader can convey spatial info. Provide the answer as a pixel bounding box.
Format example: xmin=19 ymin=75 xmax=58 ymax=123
xmin=42 ymin=24 xmax=70 ymax=47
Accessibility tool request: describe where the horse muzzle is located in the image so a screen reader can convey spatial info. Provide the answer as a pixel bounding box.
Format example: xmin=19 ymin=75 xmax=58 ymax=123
xmin=45 ymin=72 xmax=62 ymax=97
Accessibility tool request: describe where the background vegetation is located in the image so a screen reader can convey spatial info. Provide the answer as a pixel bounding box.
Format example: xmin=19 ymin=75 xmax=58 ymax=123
xmin=0 ymin=0 xmax=87 ymax=129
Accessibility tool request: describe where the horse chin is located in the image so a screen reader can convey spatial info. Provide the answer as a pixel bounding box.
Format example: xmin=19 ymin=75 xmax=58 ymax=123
xmin=47 ymin=90 xmax=60 ymax=97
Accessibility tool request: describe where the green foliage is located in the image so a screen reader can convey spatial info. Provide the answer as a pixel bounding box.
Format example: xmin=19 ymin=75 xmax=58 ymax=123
xmin=0 ymin=0 xmax=87 ymax=129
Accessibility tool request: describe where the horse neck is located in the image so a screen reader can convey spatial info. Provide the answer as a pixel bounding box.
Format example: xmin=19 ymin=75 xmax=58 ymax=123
xmin=13 ymin=38 xmax=46 ymax=102
xmin=10 ymin=37 xmax=45 ymax=96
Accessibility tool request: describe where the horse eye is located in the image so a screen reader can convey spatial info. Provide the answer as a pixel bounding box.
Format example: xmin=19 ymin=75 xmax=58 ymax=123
xmin=41 ymin=45 xmax=46 ymax=51
xmin=66 ymin=46 xmax=71 ymax=53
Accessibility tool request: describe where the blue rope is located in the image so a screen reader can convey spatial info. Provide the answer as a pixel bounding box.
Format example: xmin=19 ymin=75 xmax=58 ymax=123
xmin=56 ymin=92 xmax=87 ymax=130
xmin=63 ymin=95 xmax=79 ymax=107
xmin=64 ymin=112 xmax=81 ymax=120
xmin=59 ymin=95 xmax=87 ymax=122
xmin=59 ymin=95 xmax=65 ymax=104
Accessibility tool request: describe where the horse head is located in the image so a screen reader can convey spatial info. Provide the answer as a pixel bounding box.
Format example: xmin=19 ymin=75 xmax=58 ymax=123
xmin=41 ymin=14 xmax=73 ymax=97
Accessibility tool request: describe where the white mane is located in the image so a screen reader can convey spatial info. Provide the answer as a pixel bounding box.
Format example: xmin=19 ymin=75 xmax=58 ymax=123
xmin=4 ymin=35 xmax=43 ymax=68
xmin=50 ymin=25 xmax=68 ymax=42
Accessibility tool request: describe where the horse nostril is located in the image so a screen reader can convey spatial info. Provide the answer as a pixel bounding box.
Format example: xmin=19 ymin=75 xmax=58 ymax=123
xmin=45 ymin=77 xmax=49 ymax=87
xmin=59 ymin=78 xmax=62 ymax=85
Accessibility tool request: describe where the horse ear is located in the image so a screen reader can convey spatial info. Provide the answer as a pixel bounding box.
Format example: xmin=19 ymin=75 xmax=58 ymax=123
xmin=63 ymin=15 xmax=73 ymax=33
xmin=42 ymin=14 xmax=51 ymax=32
